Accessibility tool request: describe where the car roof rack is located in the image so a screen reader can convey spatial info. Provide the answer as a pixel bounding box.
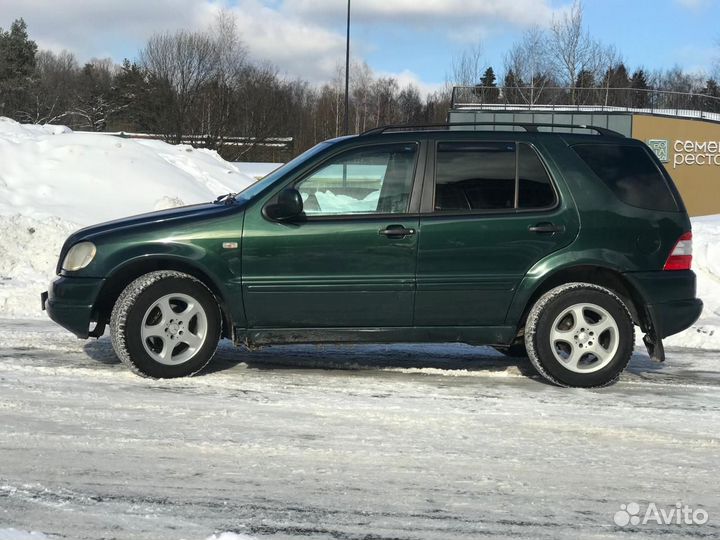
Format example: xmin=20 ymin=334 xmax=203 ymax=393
xmin=360 ymin=122 xmax=624 ymax=138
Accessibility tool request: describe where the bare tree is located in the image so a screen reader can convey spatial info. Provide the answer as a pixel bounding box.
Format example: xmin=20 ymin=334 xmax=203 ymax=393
xmin=199 ymin=9 xmax=248 ymax=149
xmin=397 ymin=85 xmax=423 ymax=124
xmin=449 ymin=42 xmax=484 ymax=86
xmin=20 ymin=49 xmax=78 ymax=124
xmin=504 ymin=26 xmax=552 ymax=105
xmin=548 ymin=0 xmax=612 ymax=104
xmin=351 ymin=60 xmax=373 ymax=133
xmin=140 ymin=29 xmax=218 ymax=142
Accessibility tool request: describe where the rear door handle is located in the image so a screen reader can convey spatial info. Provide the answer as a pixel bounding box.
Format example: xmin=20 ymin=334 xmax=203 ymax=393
xmin=379 ymin=225 xmax=416 ymax=238
xmin=528 ymin=222 xmax=564 ymax=234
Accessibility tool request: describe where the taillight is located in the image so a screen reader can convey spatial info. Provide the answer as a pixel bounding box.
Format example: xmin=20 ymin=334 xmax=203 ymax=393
xmin=663 ymin=231 xmax=693 ymax=271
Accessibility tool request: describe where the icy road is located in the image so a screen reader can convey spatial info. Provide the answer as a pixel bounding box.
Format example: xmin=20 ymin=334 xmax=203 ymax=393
xmin=0 ymin=319 xmax=718 ymax=540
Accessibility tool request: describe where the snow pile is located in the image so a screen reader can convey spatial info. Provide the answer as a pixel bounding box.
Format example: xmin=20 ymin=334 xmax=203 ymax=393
xmin=0 ymin=530 xmax=48 ymax=540
xmin=664 ymin=215 xmax=720 ymax=349
xmin=0 ymin=215 xmax=78 ymax=317
xmin=0 ymin=117 xmax=255 ymax=224
xmin=0 ymin=117 xmax=257 ymax=317
xmin=304 ymin=189 xmax=380 ymax=213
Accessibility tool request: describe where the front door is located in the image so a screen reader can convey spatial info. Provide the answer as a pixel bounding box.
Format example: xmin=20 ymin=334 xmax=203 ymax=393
xmin=415 ymin=139 xmax=579 ymax=326
xmin=242 ymin=141 xmax=423 ymax=328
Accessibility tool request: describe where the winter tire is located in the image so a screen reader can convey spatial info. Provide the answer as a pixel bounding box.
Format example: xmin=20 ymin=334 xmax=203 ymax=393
xmin=524 ymin=282 xmax=634 ymax=388
xmin=110 ymin=271 xmax=221 ymax=378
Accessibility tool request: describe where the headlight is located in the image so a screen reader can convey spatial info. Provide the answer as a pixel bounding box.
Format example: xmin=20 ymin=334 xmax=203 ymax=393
xmin=62 ymin=242 xmax=97 ymax=271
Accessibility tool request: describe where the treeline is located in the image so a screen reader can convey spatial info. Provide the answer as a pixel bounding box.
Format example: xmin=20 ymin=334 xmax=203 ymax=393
xmin=0 ymin=2 xmax=718 ymax=161
xmin=0 ymin=15 xmax=446 ymax=161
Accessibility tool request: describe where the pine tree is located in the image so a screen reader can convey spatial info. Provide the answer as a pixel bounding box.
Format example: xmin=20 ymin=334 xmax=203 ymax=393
xmin=630 ymin=69 xmax=650 ymax=108
xmin=503 ymin=69 xmax=524 ymax=104
xmin=0 ymin=18 xmax=38 ymax=118
xmin=479 ymin=66 xmax=499 ymax=102
xmin=602 ymin=63 xmax=630 ymax=106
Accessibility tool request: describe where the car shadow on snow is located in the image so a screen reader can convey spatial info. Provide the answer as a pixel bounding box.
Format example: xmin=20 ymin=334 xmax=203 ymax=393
xmin=82 ymin=338 xmax=121 ymax=365
xmin=203 ymin=340 xmax=543 ymax=380
xmin=81 ymin=337 xmax=693 ymax=387
xmin=81 ymin=337 xmax=542 ymax=380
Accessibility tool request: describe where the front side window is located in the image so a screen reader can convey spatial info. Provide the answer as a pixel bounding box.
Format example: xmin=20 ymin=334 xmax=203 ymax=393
xmin=434 ymin=142 xmax=556 ymax=212
xmin=296 ymin=143 xmax=417 ymax=216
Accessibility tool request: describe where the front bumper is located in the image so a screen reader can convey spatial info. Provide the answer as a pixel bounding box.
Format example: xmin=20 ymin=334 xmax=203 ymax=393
xmin=42 ymin=276 xmax=106 ymax=338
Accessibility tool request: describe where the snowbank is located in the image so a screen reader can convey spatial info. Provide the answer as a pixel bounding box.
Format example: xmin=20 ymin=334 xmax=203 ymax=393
xmin=0 ymin=530 xmax=48 ymax=540
xmin=0 ymin=117 xmax=256 ymax=317
xmin=0 ymin=117 xmax=255 ymax=224
xmin=664 ymin=215 xmax=720 ymax=349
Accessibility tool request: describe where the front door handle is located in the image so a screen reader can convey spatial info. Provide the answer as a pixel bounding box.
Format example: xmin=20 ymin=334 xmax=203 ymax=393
xmin=528 ymin=222 xmax=564 ymax=234
xmin=379 ymin=225 xmax=416 ymax=238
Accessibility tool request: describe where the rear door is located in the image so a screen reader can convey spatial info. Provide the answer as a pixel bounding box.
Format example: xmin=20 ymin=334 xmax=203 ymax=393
xmin=414 ymin=138 xmax=578 ymax=326
xmin=242 ymin=140 xmax=425 ymax=328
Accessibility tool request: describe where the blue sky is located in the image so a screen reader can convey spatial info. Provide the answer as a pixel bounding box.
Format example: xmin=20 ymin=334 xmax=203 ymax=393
xmin=2 ymin=0 xmax=718 ymax=93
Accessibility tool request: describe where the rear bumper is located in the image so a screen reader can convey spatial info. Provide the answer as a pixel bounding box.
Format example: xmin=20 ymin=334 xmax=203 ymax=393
xmin=624 ymin=270 xmax=703 ymax=338
xmin=647 ymin=298 xmax=703 ymax=339
xmin=42 ymin=276 xmax=106 ymax=338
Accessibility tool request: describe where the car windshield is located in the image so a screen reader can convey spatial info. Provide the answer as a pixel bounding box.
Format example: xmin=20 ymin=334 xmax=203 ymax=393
xmin=231 ymin=141 xmax=333 ymax=203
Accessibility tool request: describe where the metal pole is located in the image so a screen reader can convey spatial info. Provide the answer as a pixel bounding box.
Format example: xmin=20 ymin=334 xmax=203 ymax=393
xmin=344 ymin=0 xmax=351 ymax=135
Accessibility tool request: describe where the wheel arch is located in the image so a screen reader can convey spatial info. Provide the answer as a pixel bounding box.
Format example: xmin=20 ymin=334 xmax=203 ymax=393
xmin=509 ymin=264 xmax=648 ymax=336
xmin=94 ymin=257 xmax=235 ymax=339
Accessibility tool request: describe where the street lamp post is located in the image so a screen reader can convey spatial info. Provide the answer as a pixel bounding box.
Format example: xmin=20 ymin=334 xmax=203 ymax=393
xmin=344 ymin=0 xmax=350 ymax=135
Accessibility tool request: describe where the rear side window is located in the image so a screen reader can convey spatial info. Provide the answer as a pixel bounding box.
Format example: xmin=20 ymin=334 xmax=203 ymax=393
xmin=518 ymin=144 xmax=556 ymax=208
xmin=571 ymin=144 xmax=678 ymax=212
xmin=434 ymin=142 xmax=556 ymax=212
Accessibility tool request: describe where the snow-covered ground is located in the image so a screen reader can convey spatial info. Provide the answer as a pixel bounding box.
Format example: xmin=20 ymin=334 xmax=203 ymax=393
xmin=0 ymin=319 xmax=719 ymax=539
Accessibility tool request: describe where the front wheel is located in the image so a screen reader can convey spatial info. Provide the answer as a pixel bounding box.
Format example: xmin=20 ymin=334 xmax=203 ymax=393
xmin=524 ymin=283 xmax=634 ymax=388
xmin=110 ymin=271 xmax=221 ymax=378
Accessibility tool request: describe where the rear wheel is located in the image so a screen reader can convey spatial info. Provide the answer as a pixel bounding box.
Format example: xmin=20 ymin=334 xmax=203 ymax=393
xmin=524 ymin=283 xmax=634 ymax=387
xmin=110 ymin=271 xmax=221 ymax=378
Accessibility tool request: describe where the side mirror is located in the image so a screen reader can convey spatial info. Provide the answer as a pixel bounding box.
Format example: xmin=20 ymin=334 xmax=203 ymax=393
xmin=263 ymin=188 xmax=304 ymax=222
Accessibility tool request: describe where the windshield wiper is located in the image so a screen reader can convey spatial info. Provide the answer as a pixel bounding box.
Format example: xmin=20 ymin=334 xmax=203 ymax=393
xmin=213 ymin=192 xmax=237 ymax=205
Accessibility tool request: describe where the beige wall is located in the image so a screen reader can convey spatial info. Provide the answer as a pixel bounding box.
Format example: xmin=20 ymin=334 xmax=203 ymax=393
xmin=632 ymin=115 xmax=720 ymax=217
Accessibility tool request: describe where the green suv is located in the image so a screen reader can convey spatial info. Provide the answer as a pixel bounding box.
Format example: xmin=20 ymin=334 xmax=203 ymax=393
xmin=42 ymin=123 xmax=703 ymax=387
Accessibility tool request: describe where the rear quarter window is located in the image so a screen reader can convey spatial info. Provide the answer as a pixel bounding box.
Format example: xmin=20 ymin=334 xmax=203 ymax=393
xmin=571 ymin=143 xmax=678 ymax=212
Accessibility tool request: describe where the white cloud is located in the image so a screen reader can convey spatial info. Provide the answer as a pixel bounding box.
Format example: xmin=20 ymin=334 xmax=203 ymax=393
xmin=1 ymin=0 xmax=215 ymax=60
xmin=218 ymin=0 xmax=347 ymax=83
xmin=286 ymin=0 xmax=560 ymax=29
xmin=375 ymin=69 xmax=444 ymax=98
xmin=1 ymin=0 xmax=568 ymax=88
xmin=674 ymin=0 xmax=712 ymax=9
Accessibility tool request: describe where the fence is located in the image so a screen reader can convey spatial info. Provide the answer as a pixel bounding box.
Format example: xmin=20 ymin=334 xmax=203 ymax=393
xmin=451 ymin=86 xmax=720 ymax=123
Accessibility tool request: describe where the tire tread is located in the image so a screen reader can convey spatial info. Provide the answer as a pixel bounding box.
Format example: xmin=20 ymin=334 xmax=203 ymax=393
xmin=524 ymin=282 xmax=634 ymax=388
xmin=109 ymin=271 xmax=219 ymax=378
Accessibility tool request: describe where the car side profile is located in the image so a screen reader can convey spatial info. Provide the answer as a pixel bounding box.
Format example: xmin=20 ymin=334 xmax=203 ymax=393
xmin=42 ymin=122 xmax=703 ymax=387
